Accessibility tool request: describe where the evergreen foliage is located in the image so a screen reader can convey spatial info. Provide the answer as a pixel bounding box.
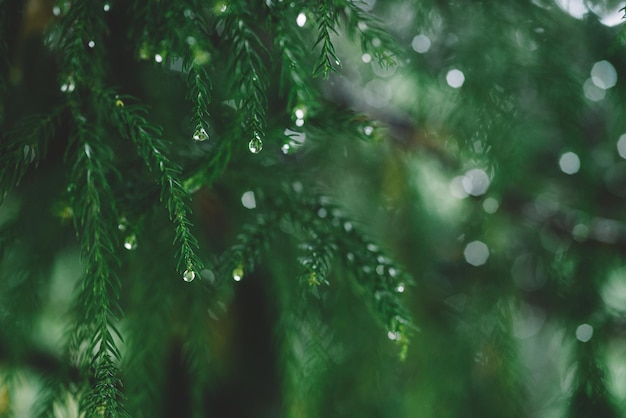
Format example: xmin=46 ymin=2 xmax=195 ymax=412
xmin=2 ymin=0 xmax=626 ymax=417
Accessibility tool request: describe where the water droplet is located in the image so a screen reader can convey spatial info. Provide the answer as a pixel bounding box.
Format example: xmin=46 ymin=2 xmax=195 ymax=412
xmin=395 ymin=283 xmax=405 ymax=293
xmin=249 ymin=135 xmax=263 ymax=154
xmin=376 ymin=265 xmax=385 ymax=275
xmin=52 ymin=6 xmax=61 ymax=16
xmin=241 ymin=191 xmax=256 ymax=209
xmin=317 ymin=208 xmax=328 ymax=218
xmin=294 ymin=108 xmax=305 ymax=119
xmin=88 ymin=40 xmax=95 ymax=48
xmin=367 ymin=243 xmax=378 ymax=252
xmin=60 ymin=76 xmax=76 ymax=93
xmin=117 ymin=217 xmax=127 ymax=231
xmin=343 ymin=222 xmax=353 ymax=232
xmin=193 ymin=127 xmax=209 ymax=142
xmin=115 ymin=97 xmax=124 ymax=107
xmin=183 ymin=269 xmax=196 ymax=282
xmin=281 ymin=143 xmax=290 ymax=154
xmin=387 ymin=330 xmax=400 ymax=340
xmin=23 ymin=145 xmax=36 ymax=163
xmin=233 ymin=264 xmax=244 ymax=281
xmin=576 ymin=323 xmax=593 ymax=342
xmin=154 ymin=53 xmax=163 ymax=63
xmin=103 ymin=3 xmax=111 ymax=12
xmin=295 ymin=118 xmax=304 ymax=127
xmin=296 ymin=12 xmax=307 ymax=27
xmin=446 ymin=68 xmax=465 ymax=88
xmin=123 ymin=234 xmax=137 ymax=250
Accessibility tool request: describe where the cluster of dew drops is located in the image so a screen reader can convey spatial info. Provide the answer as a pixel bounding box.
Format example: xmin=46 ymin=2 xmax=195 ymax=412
xmin=193 ymin=125 xmax=263 ymax=155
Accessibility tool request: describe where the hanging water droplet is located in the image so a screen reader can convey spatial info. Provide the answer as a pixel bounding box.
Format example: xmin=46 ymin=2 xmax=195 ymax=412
xmin=103 ymin=3 xmax=111 ymax=12
xmin=115 ymin=96 xmax=124 ymax=107
xmin=88 ymin=40 xmax=96 ymax=48
xmin=117 ymin=217 xmax=128 ymax=231
xmin=193 ymin=127 xmax=209 ymax=142
xmin=248 ymin=134 xmax=263 ymax=154
xmin=60 ymin=76 xmax=76 ymax=93
xmin=183 ymin=269 xmax=196 ymax=282
xmin=233 ymin=264 xmax=244 ymax=281
xmin=123 ymin=234 xmax=137 ymax=250
xmin=387 ymin=330 xmax=400 ymax=340
xmin=395 ymin=283 xmax=405 ymax=293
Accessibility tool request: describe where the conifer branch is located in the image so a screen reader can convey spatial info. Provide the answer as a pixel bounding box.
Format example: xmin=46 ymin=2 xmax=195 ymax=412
xmin=0 ymin=109 xmax=61 ymax=203
xmin=313 ymin=0 xmax=342 ymax=78
xmin=341 ymin=0 xmax=401 ymax=67
xmin=271 ymin=4 xmax=320 ymax=109
xmin=104 ymin=92 xmax=204 ymax=279
xmin=222 ymin=5 xmax=269 ymax=148
xmin=66 ymin=106 xmax=127 ymax=418
xmin=298 ymin=237 xmax=334 ymax=290
xmin=228 ymin=213 xmax=277 ymax=281
xmin=55 ymin=3 xmax=127 ymax=416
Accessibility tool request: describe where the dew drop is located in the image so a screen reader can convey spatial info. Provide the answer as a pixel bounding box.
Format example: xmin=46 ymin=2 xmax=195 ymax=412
xmin=60 ymin=76 xmax=76 ymax=93
xmin=233 ymin=264 xmax=244 ymax=281
xmin=115 ymin=97 xmax=124 ymax=107
xmin=387 ymin=330 xmax=400 ymax=340
xmin=395 ymin=283 xmax=405 ymax=293
xmin=249 ymin=135 xmax=263 ymax=154
xmin=88 ymin=40 xmax=95 ymax=48
xmin=296 ymin=12 xmax=307 ymax=27
xmin=183 ymin=269 xmax=196 ymax=282
xmin=123 ymin=234 xmax=138 ymax=250
xmin=103 ymin=3 xmax=111 ymax=12
xmin=193 ymin=127 xmax=209 ymax=142
xmin=576 ymin=323 xmax=593 ymax=342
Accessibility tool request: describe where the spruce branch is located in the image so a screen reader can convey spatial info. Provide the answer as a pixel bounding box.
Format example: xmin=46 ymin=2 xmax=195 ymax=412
xmin=0 ymin=109 xmax=61 ymax=203
xmin=270 ymin=3 xmax=320 ymax=109
xmin=66 ymin=107 xmax=127 ymax=418
xmin=313 ymin=0 xmax=342 ymax=78
xmin=221 ymin=5 xmax=270 ymax=149
xmin=228 ymin=212 xmax=278 ymax=282
xmin=54 ymin=3 xmax=128 ymax=416
xmin=101 ymin=91 xmax=204 ymax=279
xmin=341 ymin=0 xmax=402 ymax=67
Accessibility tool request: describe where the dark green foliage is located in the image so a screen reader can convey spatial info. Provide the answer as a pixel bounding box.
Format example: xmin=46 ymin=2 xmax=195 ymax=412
xmin=2 ymin=0 xmax=626 ymax=417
